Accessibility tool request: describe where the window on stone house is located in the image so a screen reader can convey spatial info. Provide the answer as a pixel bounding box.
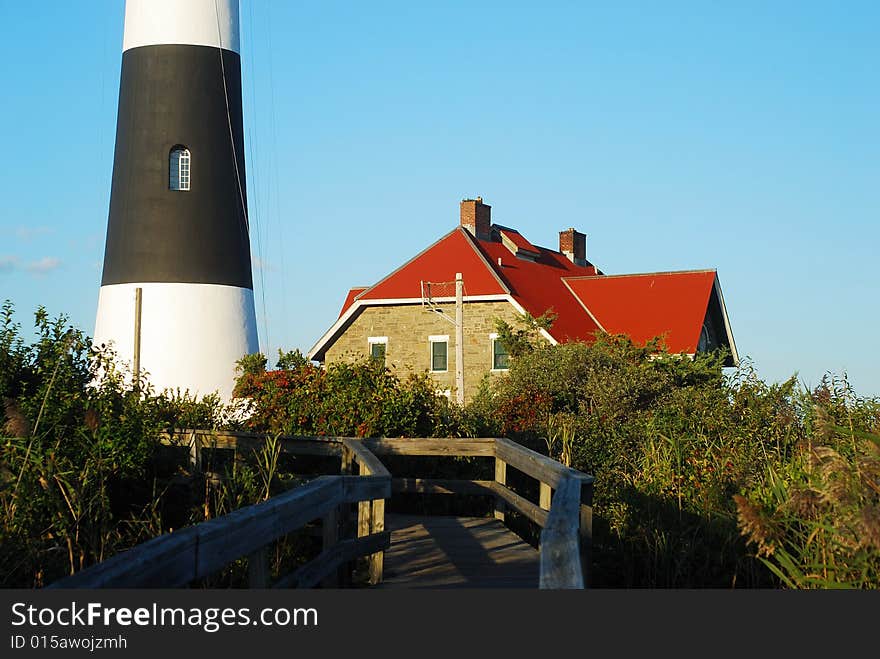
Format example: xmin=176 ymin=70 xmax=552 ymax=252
xmin=368 ymin=337 xmax=387 ymax=365
xmin=429 ymin=335 xmax=448 ymax=372
xmin=490 ymin=333 xmax=509 ymax=370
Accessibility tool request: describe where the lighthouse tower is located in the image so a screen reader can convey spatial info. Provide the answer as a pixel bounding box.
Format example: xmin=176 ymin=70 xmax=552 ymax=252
xmin=94 ymin=0 xmax=258 ymax=400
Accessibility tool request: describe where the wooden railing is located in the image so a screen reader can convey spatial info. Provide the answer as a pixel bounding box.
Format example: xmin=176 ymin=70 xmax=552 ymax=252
xmin=49 ymin=432 xmax=593 ymax=589
xmin=48 ymin=435 xmax=391 ymax=589
xmin=364 ymin=436 xmax=594 ymax=588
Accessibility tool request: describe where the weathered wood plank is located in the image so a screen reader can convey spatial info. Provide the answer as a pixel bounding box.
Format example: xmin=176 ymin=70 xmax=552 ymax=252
xmin=161 ymin=431 xmax=342 ymax=457
xmin=392 ymin=478 xmax=495 ymax=496
xmin=340 ymin=443 xmax=353 ymax=475
xmin=247 ymin=548 xmax=269 ymax=588
xmin=380 ymin=515 xmax=538 ymax=589
xmin=53 ymin=475 xmax=381 ymax=589
xmin=232 ymin=434 xmax=340 ymax=458
xmin=491 ymin=482 xmax=549 ymax=528
xmin=342 ymin=474 xmax=390 ymax=502
xmin=47 ymin=527 xmax=200 ymax=588
xmin=321 ymin=507 xmax=339 ymax=587
xmin=539 ymin=481 xmax=552 ymax=511
xmin=358 ymin=501 xmax=371 ymax=539
xmin=342 ymin=438 xmax=390 ymax=476
xmin=194 ymin=477 xmax=343 ymax=580
xmin=189 ymin=430 xmax=202 ymax=471
xmin=370 ymin=498 xmax=385 ymax=584
xmin=363 ymin=438 xmax=495 ymax=457
xmin=539 ymin=477 xmax=584 ymax=589
xmin=579 ymin=480 xmax=594 ymax=587
xmin=494 ymin=458 xmax=507 ymax=522
xmin=274 ymin=532 xmax=391 ymax=589
xmin=495 ymin=437 xmax=595 ymax=489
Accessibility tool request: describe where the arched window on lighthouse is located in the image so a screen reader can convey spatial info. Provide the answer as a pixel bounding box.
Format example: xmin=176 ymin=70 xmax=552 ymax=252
xmin=169 ymin=146 xmax=191 ymax=191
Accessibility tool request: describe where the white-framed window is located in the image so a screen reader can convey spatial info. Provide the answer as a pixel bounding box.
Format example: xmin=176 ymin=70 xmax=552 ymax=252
xmin=489 ymin=332 xmax=509 ymax=371
xmin=429 ymin=334 xmax=449 ymax=372
xmin=169 ymin=145 xmax=191 ymax=191
xmin=368 ymin=336 xmax=387 ymax=365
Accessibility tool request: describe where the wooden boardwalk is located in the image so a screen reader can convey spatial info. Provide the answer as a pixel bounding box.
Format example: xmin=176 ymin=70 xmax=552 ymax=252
xmin=380 ymin=514 xmax=538 ymax=588
xmin=52 ymin=435 xmax=592 ymax=590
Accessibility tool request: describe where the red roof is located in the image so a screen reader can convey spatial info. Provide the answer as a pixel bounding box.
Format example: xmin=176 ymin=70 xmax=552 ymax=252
xmin=315 ymin=221 xmax=735 ymax=362
xmin=497 ymin=227 xmax=540 ymax=256
xmin=357 ymin=229 xmax=508 ymax=301
xmin=564 ymin=271 xmax=717 ymax=353
xmin=339 ymin=287 xmax=368 ymax=318
xmin=473 ymin=238 xmax=602 ymax=342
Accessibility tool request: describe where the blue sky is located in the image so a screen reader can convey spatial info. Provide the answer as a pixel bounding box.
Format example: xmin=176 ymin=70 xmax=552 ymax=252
xmin=1 ymin=1 xmax=878 ymax=395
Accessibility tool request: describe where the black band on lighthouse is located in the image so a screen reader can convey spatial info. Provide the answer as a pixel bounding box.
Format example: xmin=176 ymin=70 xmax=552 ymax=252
xmin=101 ymin=44 xmax=252 ymax=288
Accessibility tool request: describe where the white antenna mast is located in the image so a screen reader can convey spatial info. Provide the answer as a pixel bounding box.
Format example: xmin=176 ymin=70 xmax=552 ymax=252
xmin=420 ymin=273 xmax=465 ymax=404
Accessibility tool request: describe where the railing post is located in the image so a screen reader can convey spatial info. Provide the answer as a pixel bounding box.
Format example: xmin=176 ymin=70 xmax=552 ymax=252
xmin=369 ymin=498 xmax=385 ymax=585
xmin=539 ymin=481 xmax=552 ymax=511
xmin=494 ymin=457 xmax=507 ymax=522
xmin=189 ymin=430 xmax=202 ymax=471
xmin=357 ymin=460 xmax=371 ymax=540
xmin=579 ymin=479 xmax=594 ymax=587
xmin=341 ymin=444 xmax=353 ymax=475
xmin=247 ymin=547 xmax=269 ymax=588
xmin=321 ymin=507 xmax=339 ymax=588
xmin=338 ymin=444 xmax=354 ymax=585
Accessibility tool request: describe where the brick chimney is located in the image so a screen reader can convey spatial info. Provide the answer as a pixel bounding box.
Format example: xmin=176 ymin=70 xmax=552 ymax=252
xmin=559 ymin=228 xmax=587 ymax=266
xmin=460 ymin=197 xmax=491 ymax=240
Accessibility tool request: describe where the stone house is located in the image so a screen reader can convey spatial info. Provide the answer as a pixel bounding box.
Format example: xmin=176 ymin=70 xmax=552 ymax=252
xmin=307 ymin=197 xmax=737 ymax=402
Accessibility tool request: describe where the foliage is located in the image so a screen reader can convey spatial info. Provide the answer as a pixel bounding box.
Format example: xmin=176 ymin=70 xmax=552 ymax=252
xmin=234 ymin=354 xmax=454 ymax=438
xmin=472 ymin=331 xmax=880 ymax=588
xmin=0 ymin=303 xmax=288 ymax=587
xmin=493 ymin=310 xmax=557 ymax=358
xmin=734 ymin=378 xmax=880 ymax=588
xmin=1 ymin=304 xmax=165 ymax=585
xmin=3 ymin=299 xmax=879 ymax=589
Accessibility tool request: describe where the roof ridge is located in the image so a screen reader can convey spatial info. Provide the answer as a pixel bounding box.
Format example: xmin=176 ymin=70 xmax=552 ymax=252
xmin=563 ymin=268 xmax=717 ymax=282
xmin=458 ymin=226 xmax=513 ymax=295
xmin=353 ymin=228 xmax=459 ymax=299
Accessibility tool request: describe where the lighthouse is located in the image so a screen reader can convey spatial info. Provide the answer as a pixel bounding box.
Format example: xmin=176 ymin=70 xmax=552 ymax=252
xmin=94 ymin=0 xmax=258 ymax=400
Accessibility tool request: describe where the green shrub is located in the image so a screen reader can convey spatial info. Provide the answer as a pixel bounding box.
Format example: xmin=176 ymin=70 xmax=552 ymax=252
xmin=234 ymin=354 xmax=455 ymax=438
xmin=475 ymin=327 xmax=880 ymax=588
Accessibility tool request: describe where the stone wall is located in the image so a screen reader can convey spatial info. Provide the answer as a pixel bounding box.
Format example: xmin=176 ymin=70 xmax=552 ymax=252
xmin=324 ymin=300 xmax=525 ymax=402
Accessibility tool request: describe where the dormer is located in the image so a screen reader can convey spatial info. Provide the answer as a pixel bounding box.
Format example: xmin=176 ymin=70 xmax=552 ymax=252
xmin=496 ymin=226 xmax=541 ymax=262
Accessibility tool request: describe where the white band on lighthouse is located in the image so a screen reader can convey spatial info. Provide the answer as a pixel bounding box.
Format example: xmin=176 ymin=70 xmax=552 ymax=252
xmin=123 ymin=0 xmax=240 ymax=53
xmin=94 ymin=283 xmax=258 ymax=401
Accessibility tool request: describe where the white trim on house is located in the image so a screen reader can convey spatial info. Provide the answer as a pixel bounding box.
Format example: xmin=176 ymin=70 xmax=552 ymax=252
xmin=488 ymin=332 xmax=510 ymax=372
xmin=713 ymin=275 xmax=740 ymax=365
xmin=367 ymin=336 xmax=387 ymax=363
xmin=503 ymin=295 xmax=559 ymax=346
xmin=559 ymin=278 xmax=607 ymax=333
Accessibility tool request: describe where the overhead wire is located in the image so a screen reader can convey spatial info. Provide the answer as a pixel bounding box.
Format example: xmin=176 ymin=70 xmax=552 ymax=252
xmin=213 ymin=0 xmax=270 ymax=353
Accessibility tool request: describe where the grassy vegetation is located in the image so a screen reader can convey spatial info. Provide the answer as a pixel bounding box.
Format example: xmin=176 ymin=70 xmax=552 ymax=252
xmin=0 ymin=303 xmax=308 ymax=587
xmin=2 ymin=301 xmax=878 ymax=588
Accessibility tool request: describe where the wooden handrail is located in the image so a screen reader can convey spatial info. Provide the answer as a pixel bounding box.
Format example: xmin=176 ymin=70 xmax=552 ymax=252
xmin=342 ymin=438 xmax=391 ymax=477
xmin=539 ymin=476 xmax=584 ymax=588
xmin=494 ymin=437 xmax=594 ymax=488
xmin=487 ymin=438 xmax=593 ymax=587
xmin=74 ymin=431 xmax=593 ymax=589
xmin=363 ymin=437 xmax=495 ymax=457
xmin=49 ymin=470 xmax=391 ymax=589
